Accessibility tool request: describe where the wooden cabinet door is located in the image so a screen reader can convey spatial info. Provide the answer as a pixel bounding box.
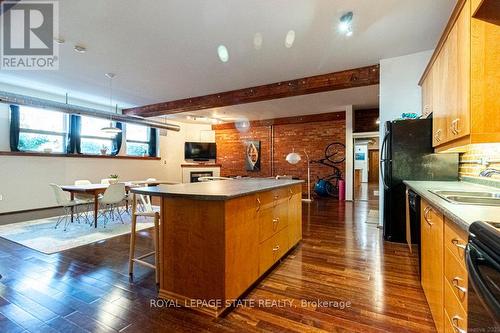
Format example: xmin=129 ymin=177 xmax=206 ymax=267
xmin=287 ymin=186 xmax=302 ymax=247
xmin=432 ymin=51 xmax=447 ymax=146
xmin=420 ymin=200 xmax=444 ymax=333
xmin=452 ymin=1 xmax=471 ymax=140
xmin=445 ymin=22 xmax=459 ymax=140
xmin=422 ymin=74 xmax=433 ymax=118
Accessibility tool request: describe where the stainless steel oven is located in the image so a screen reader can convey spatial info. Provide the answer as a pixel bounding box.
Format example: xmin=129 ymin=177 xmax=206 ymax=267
xmin=466 ymin=221 xmax=500 ymax=332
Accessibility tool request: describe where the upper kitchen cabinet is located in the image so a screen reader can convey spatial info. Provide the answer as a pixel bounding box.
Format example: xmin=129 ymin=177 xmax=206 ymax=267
xmin=419 ymin=0 xmax=500 ymax=152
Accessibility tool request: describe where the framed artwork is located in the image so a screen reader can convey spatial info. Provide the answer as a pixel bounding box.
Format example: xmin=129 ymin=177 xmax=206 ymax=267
xmin=355 ymin=153 xmax=365 ymax=161
xmin=245 ymin=140 xmax=261 ymax=171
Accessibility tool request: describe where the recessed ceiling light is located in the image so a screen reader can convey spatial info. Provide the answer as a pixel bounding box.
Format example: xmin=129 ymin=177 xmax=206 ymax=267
xmin=105 ymin=72 xmax=115 ymax=79
xmin=54 ymin=38 xmax=65 ymax=44
xmin=74 ymin=45 xmax=86 ymax=53
xmin=217 ymin=45 xmax=229 ymax=63
xmin=253 ymin=33 xmax=263 ymax=50
xmin=285 ymin=30 xmax=295 ymax=48
xmin=339 ymin=12 xmax=353 ymax=36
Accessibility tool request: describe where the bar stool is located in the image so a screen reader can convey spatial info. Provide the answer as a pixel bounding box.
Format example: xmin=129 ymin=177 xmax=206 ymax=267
xmin=128 ymin=193 xmax=160 ymax=285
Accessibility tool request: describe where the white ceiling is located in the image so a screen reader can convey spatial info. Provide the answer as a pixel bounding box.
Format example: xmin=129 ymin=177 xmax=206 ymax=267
xmin=0 ymin=0 xmax=454 ymax=111
xmin=164 ymin=85 xmax=379 ymax=124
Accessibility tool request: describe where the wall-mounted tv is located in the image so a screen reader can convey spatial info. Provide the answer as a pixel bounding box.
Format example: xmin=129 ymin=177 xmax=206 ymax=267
xmin=184 ymin=142 xmax=217 ymax=161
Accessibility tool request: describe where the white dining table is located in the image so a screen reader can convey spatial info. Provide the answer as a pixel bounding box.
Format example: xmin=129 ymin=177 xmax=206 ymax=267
xmin=60 ymin=180 xmax=178 ymax=228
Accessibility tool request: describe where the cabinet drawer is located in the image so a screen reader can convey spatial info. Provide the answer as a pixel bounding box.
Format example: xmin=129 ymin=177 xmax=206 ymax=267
xmin=444 ymin=219 xmax=467 ymax=266
xmin=259 ymin=206 xmax=288 ymax=243
xmin=444 ymin=245 xmax=468 ymax=312
xmin=256 ymin=188 xmax=289 ymax=211
xmin=259 ymin=227 xmax=289 ymax=274
xmin=444 ymin=282 xmax=467 ymax=333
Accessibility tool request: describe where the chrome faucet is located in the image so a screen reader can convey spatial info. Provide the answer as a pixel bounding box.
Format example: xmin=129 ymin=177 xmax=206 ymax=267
xmin=479 ymin=168 xmax=500 ymax=177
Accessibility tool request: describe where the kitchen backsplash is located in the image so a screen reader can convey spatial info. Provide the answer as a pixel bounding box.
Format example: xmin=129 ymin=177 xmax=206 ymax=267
xmin=459 ymin=143 xmax=500 ymax=183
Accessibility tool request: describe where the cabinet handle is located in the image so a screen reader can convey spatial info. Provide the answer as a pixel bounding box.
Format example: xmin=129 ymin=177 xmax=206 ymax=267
xmin=450 ymin=121 xmax=458 ymax=135
xmin=451 ymin=238 xmax=466 ymax=250
xmin=451 ymin=315 xmax=466 ymax=333
xmin=272 ymin=218 xmax=280 ymax=230
xmin=272 ymin=245 xmax=280 ymax=252
xmin=423 ymin=206 xmax=433 ymax=226
xmin=289 ymin=188 xmax=293 ymax=199
xmin=454 ymin=118 xmax=461 ymax=134
xmin=452 ymin=277 xmax=467 ymax=293
xmin=256 ymin=197 xmax=261 ymax=212
xmin=434 ymin=129 xmax=442 ymax=142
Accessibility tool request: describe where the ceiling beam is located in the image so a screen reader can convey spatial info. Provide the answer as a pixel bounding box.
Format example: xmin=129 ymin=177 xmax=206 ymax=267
xmin=123 ymin=64 xmax=380 ymax=118
xmin=212 ymin=111 xmax=346 ymax=131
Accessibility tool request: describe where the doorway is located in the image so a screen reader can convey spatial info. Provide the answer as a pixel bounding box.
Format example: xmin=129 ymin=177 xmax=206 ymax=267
xmin=353 ymin=136 xmax=379 ymax=203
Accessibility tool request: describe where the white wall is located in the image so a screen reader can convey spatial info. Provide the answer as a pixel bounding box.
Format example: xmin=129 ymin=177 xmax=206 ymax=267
xmin=159 ymin=120 xmax=214 ymax=183
xmin=354 ymin=144 xmax=369 ymax=182
xmin=0 ymin=104 xmax=211 ymax=213
xmin=378 ymin=50 xmax=433 ymax=225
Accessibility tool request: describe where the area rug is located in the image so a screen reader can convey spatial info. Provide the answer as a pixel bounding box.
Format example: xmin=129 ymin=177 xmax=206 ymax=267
xmin=0 ymin=209 xmax=158 ymax=254
xmin=364 ymin=209 xmax=379 ymax=225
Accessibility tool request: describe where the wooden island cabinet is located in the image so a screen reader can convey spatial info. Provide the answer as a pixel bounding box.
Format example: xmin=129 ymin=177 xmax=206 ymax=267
xmin=131 ymin=179 xmax=303 ymax=317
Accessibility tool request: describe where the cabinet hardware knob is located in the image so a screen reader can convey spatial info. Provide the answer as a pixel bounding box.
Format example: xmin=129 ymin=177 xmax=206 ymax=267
xmin=272 ymin=245 xmax=280 ymax=251
xmin=272 ymin=218 xmax=280 ymax=230
xmin=451 ymin=238 xmax=466 ymax=250
xmin=451 ymin=315 xmax=466 ymax=333
xmin=452 ymin=277 xmax=467 ymax=293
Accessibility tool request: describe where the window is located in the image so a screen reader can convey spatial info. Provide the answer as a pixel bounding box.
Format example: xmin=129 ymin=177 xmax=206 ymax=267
xmin=18 ymin=106 xmax=68 ymax=153
xmin=80 ymin=116 xmax=117 ymax=155
xmin=126 ymin=123 xmax=150 ymax=156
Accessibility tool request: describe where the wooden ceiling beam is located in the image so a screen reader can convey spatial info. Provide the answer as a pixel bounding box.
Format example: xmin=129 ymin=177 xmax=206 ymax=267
xmin=211 ymin=111 xmax=346 ymax=131
xmin=123 ymin=64 xmax=380 ymax=118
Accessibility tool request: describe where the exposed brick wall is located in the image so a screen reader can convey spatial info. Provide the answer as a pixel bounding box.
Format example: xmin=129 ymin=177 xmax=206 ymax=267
xmin=354 ymin=108 xmax=379 ymax=133
xmin=215 ymin=126 xmax=273 ymax=177
xmin=215 ymin=113 xmax=346 ymax=195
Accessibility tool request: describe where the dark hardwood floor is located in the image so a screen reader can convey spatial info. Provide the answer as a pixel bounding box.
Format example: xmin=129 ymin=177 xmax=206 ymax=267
xmin=0 ymin=200 xmax=435 ymax=333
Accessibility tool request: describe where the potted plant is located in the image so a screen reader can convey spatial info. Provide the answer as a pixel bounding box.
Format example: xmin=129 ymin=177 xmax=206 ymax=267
xmin=109 ymin=174 xmax=119 ymax=184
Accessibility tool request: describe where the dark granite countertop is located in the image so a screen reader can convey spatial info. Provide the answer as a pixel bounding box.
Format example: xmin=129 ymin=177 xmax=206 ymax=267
xmin=404 ymin=180 xmax=500 ymax=232
xmin=130 ymin=178 xmax=304 ymax=201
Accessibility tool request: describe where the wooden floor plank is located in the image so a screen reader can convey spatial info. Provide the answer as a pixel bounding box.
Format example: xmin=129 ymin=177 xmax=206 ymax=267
xmin=0 ymin=200 xmax=435 ymax=332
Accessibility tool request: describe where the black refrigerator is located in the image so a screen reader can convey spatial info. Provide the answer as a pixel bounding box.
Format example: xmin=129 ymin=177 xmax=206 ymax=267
xmin=381 ymin=118 xmax=458 ymax=243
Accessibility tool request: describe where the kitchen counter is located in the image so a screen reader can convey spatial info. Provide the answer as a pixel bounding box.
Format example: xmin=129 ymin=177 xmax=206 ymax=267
xmin=403 ymin=180 xmax=500 ymax=231
xmin=130 ymin=178 xmax=304 ymax=200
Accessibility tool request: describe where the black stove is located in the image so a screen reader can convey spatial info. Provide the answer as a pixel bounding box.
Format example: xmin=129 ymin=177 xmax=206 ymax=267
xmin=466 ymin=221 xmax=500 ymax=332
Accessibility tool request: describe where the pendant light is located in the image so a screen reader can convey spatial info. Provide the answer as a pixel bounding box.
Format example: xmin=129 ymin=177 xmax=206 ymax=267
xmin=101 ymin=73 xmax=122 ymax=135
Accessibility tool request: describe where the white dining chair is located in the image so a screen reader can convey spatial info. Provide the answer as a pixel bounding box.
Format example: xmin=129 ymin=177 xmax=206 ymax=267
xmin=130 ymin=178 xmax=157 ymax=212
xmin=101 ymin=178 xmax=111 ymax=185
xmin=99 ymin=183 xmax=126 ymax=227
xmin=74 ymin=179 xmax=94 ymax=222
xmin=49 ymin=183 xmax=87 ymax=231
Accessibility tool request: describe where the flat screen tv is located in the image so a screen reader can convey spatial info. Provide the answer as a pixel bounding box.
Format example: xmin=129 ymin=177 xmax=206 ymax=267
xmin=184 ymin=142 xmax=217 ymax=161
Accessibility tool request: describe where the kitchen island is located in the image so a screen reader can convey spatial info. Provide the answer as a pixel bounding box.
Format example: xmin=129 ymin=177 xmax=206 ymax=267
xmin=131 ymin=178 xmax=303 ymax=317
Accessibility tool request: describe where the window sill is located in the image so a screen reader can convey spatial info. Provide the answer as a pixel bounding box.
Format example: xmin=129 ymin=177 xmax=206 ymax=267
xmin=0 ymin=151 xmax=161 ymax=160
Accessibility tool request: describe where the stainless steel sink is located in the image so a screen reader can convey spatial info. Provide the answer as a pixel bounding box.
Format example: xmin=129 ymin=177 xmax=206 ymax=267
xmin=432 ymin=190 xmax=500 ymax=198
xmin=444 ymin=196 xmax=500 ymax=206
xmin=430 ymin=190 xmax=500 ymax=206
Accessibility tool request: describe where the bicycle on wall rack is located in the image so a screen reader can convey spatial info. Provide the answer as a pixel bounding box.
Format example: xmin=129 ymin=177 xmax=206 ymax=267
xmin=311 ymin=142 xmax=345 ymax=197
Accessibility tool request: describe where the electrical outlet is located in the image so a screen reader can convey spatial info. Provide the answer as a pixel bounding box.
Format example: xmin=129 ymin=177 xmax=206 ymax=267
xmin=0 ymin=194 xmax=3 ymax=201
